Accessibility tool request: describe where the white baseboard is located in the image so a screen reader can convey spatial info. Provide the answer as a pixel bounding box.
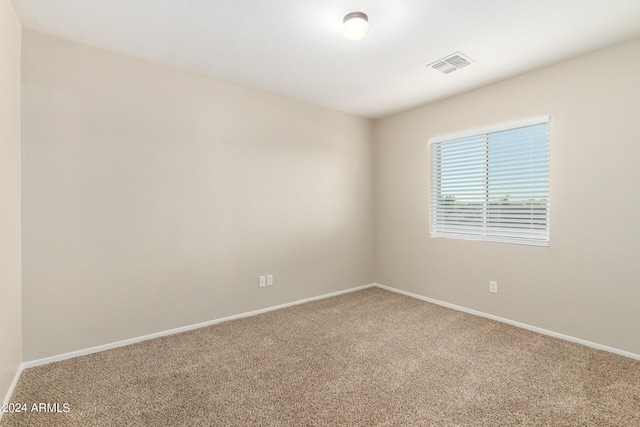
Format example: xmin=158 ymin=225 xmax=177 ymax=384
xmin=22 ymin=283 xmax=376 ymax=369
xmin=374 ymin=283 xmax=640 ymax=361
xmin=14 ymin=279 xmax=638 ymax=406
xmin=1 ymin=363 xmax=24 ymax=422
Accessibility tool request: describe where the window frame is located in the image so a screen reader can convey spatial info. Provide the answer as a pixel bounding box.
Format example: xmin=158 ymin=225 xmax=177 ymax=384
xmin=429 ymin=116 xmax=550 ymax=247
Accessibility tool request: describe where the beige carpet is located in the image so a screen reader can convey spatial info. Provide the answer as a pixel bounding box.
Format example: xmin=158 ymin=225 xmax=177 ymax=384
xmin=2 ymin=287 xmax=639 ymax=426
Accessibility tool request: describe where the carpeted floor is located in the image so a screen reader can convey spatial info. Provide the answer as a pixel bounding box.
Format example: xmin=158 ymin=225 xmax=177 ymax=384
xmin=2 ymin=287 xmax=639 ymax=426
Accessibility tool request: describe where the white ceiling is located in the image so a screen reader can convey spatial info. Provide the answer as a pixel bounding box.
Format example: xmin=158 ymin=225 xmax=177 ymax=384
xmin=10 ymin=0 xmax=640 ymax=119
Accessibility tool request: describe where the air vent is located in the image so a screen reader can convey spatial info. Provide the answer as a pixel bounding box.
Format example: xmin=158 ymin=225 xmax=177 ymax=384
xmin=427 ymin=52 xmax=474 ymax=74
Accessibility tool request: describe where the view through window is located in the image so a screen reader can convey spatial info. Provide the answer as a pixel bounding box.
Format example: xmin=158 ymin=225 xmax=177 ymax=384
xmin=429 ymin=117 xmax=550 ymax=246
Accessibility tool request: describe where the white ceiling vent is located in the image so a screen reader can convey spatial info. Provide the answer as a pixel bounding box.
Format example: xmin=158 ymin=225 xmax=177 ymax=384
xmin=427 ymin=52 xmax=475 ymax=74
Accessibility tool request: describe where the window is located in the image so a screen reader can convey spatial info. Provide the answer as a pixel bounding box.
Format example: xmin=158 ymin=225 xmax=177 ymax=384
xmin=429 ymin=116 xmax=549 ymax=246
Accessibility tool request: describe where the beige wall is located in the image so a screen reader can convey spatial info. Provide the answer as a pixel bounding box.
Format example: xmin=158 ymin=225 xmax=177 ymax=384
xmin=374 ymin=38 xmax=640 ymax=355
xmin=0 ymin=0 xmax=22 ymax=404
xmin=22 ymin=31 xmax=374 ymax=361
xmin=17 ymin=26 xmax=640 ymax=363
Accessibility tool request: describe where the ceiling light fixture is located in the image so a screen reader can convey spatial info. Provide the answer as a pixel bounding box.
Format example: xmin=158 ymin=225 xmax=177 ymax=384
xmin=342 ymin=12 xmax=369 ymax=41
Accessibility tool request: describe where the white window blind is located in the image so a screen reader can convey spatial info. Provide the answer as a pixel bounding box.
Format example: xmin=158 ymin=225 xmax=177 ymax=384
xmin=429 ymin=117 xmax=550 ymax=246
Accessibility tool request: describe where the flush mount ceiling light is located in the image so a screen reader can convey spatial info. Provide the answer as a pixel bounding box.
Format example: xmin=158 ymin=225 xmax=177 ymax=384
xmin=342 ymin=12 xmax=369 ymax=41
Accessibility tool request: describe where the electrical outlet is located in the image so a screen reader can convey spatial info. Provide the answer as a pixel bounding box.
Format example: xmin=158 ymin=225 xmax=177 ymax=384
xmin=266 ymin=274 xmax=273 ymax=286
xmin=489 ymin=281 xmax=498 ymax=293
xmin=259 ymin=275 xmax=266 ymax=288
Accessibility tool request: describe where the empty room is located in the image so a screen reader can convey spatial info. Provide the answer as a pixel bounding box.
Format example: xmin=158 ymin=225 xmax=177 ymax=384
xmin=1 ymin=0 xmax=640 ymax=425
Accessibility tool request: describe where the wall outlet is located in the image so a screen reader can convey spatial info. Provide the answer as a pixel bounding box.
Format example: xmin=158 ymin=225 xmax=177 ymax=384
xmin=266 ymin=274 xmax=273 ymax=286
xmin=489 ymin=281 xmax=498 ymax=293
xmin=259 ymin=275 xmax=266 ymax=288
